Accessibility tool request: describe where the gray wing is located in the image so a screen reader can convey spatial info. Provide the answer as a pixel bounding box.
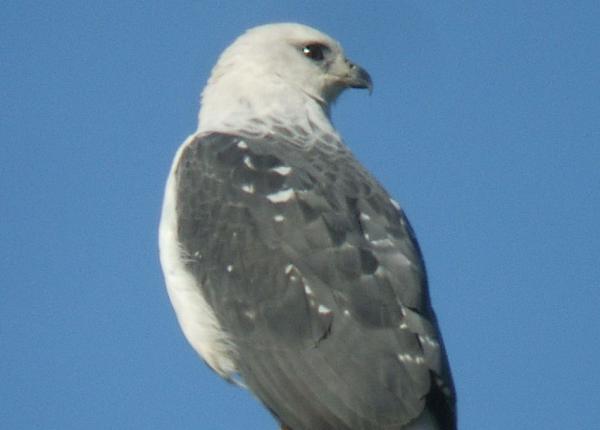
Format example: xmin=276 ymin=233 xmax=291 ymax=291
xmin=175 ymin=133 xmax=456 ymax=430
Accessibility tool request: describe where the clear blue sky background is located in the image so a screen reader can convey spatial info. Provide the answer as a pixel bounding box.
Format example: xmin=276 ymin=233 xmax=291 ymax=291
xmin=2 ymin=1 xmax=599 ymax=429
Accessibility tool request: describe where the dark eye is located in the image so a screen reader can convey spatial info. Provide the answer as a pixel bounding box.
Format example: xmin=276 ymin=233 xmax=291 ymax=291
xmin=302 ymin=43 xmax=326 ymax=61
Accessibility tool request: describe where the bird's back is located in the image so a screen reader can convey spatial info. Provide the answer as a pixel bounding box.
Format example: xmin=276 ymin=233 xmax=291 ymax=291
xmin=170 ymin=132 xmax=456 ymax=430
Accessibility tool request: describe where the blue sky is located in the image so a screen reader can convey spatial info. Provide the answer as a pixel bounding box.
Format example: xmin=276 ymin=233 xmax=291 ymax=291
xmin=2 ymin=1 xmax=599 ymax=429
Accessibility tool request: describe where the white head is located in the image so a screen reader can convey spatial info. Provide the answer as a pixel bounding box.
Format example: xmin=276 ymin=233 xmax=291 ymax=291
xmin=197 ymin=23 xmax=372 ymax=138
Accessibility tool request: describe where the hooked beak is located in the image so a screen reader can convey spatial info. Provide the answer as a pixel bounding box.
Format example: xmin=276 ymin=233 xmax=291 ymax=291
xmin=345 ymin=60 xmax=373 ymax=94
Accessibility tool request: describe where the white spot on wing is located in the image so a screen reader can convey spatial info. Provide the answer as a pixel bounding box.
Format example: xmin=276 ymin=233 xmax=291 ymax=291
xmin=397 ymin=353 xmax=425 ymax=364
xmin=388 ymin=251 xmax=412 ymax=267
xmin=284 ymin=264 xmax=295 ymax=275
xmin=271 ymin=165 xmax=292 ymax=175
xmin=359 ymin=212 xmax=371 ymax=221
xmin=371 ymin=238 xmax=395 ymax=248
xmin=242 ymin=184 xmax=255 ymax=193
xmin=243 ymin=309 xmax=256 ymax=320
xmin=318 ymin=304 xmax=332 ymax=315
xmin=267 ymin=188 xmax=295 ymax=203
xmin=390 ymin=198 xmax=401 ymax=210
xmin=226 ymin=265 xmax=233 ymax=272
xmin=237 ymin=141 xmax=248 ymax=149
xmin=243 ymin=156 xmax=255 ymax=169
xmin=418 ymin=334 xmax=439 ymax=348
xmin=398 ymin=353 xmax=409 ymax=362
xmin=273 ymin=214 xmax=285 ymax=222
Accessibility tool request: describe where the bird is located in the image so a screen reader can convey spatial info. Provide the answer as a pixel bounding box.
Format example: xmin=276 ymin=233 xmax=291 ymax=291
xmin=159 ymin=23 xmax=456 ymax=430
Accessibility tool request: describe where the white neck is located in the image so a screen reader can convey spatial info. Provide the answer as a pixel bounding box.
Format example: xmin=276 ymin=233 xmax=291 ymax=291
xmin=196 ymin=69 xmax=340 ymax=146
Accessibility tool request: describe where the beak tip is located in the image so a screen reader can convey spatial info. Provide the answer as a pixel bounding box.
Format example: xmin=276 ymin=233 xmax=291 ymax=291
xmin=348 ymin=61 xmax=373 ymax=94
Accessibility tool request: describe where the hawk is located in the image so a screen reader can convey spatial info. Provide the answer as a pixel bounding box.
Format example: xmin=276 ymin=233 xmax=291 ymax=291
xmin=159 ymin=23 xmax=456 ymax=430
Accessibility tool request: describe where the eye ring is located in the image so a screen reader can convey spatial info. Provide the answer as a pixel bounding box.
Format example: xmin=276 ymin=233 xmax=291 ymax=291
xmin=302 ymin=43 xmax=326 ymax=61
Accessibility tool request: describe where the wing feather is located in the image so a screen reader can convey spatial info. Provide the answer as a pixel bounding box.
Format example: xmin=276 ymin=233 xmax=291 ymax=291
xmin=174 ymin=132 xmax=456 ymax=430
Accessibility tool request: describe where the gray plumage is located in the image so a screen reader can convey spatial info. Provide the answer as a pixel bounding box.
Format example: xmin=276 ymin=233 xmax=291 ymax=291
xmin=159 ymin=23 xmax=456 ymax=430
